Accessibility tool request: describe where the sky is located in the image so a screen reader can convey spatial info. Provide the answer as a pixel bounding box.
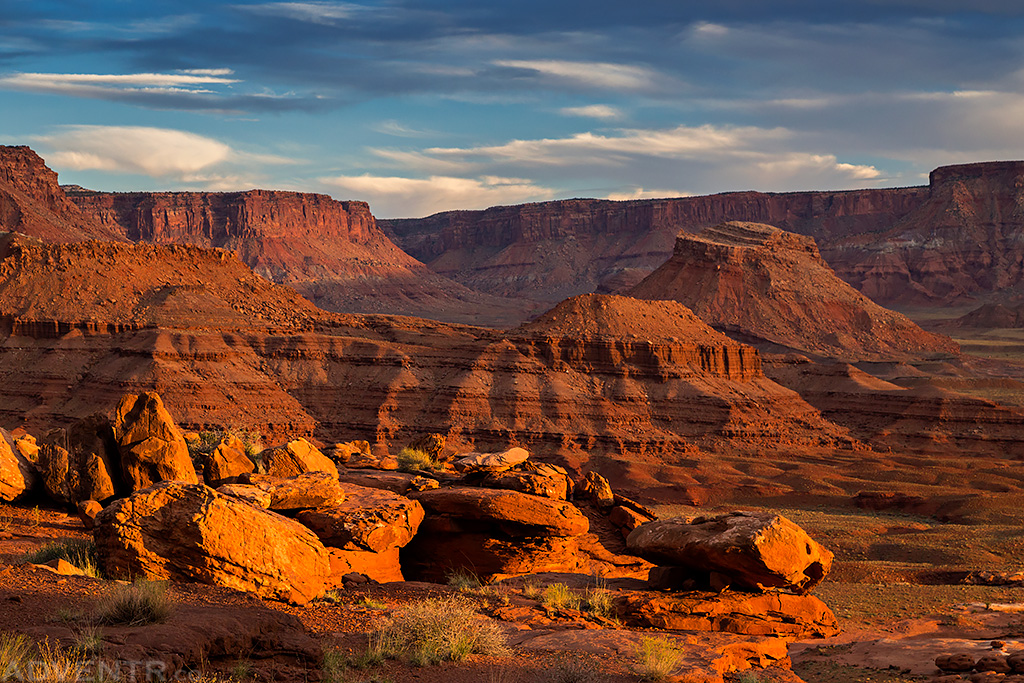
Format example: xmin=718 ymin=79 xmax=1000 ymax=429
xmin=3 ymin=2 xmax=1024 ymax=218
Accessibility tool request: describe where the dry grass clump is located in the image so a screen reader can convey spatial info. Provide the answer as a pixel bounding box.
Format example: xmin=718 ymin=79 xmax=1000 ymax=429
xmin=549 ymin=654 xmax=606 ymax=682
xmin=0 ymin=632 xmax=31 ymax=682
xmin=96 ymin=580 xmax=174 ymax=626
xmin=447 ymin=567 xmax=483 ymax=591
xmin=540 ymin=583 xmax=582 ymax=611
xmin=188 ymin=428 xmax=264 ymax=461
xmin=396 ymin=447 xmax=437 ymax=473
xmin=365 ymin=594 xmax=508 ymax=666
xmin=634 ymin=636 xmax=682 ymax=681
xmin=23 ymin=538 xmax=101 ymax=578
xmin=29 ymin=639 xmax=88 ymax=683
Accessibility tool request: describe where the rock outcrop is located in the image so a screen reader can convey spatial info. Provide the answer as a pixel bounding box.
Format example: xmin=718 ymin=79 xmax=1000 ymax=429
xmin=260 ymin=439 xmax=338 ymax=479
xmin=35 ymin=414 xmax=122 ymax=506
xmin=94 ymin=481 xmax=329 ymax=604
xmin=246 ymin=472 xmax=347 ymax=511
xmin=113 ymin=392 xmax=198 ymax=491
xmin=626 ymin=511 xmax=833 ymax=594
xmin=200 ymin=435 xmax=255 ymax=487
xmin=628 ymin=222 xmax=958 ymax=362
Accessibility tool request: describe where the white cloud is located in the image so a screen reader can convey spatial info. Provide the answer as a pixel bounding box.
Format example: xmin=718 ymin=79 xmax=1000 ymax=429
xmin=492 ymin=59 xmax=661 ymax=91
xmin=606 ymin=188 xmax=691 ymax=200
xmin=238 ymin=2 xmax=363 ymax=24
xmin=0 ymin=70 xmax=238 ymax=93
xmin=319 ymin=174 xmax=557 ymax=218
xmin=33 ymin=125 xmax=297 ymax=188
xmin=559 ymin=104 xmax=623 ymax=120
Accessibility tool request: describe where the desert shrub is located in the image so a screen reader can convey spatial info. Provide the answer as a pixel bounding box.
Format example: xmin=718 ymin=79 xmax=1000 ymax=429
xmin=446 ymin=567 xmax=483 ymax=591
xmin=375 ymin=594 xmax=508 ymax=665
xmin=229 ymin=659 xmax=254 ymax=680
xmin=397 ymin=447 xmax=436 ymax=473
xmin=96 ymin=580 xmax=174 ymax=626
xmin=634 ymin=636 xmax=681 ymax=681
xmin=23 ymin=538 xmax=101 ymax=578
xmin=521 ymin=578 xmax=542 ymax=599
xmin=72 ymin=626 xmax=103 ymax=656
xmin=356 ymin=596 xmax=387 ymax=609
xmin=0 ymin=632 xmax=31 ymax=682
xmin=540 ymin=583 xmax=581 ymax=611
xmin=736 ymin=673 xmax=763 ymax=683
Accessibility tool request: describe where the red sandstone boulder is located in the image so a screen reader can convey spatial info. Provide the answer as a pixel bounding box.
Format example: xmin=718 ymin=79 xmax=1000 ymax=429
xmin=201 ymin=435 xmax=255 ymax=487
xmin=94 ymin=481 xmax=329 ymax=604
xmin=454 ymin=447 xmax=529 ymax=473
xmin=0 ymin=429 xmax=36 ymax=502
xmin=261 ymin=438 xmax=338 ymax=479
xmin=403 ymin=529 xmax=584 ymax=582
xmin=476 ymin=461 xmax=573 ymax=500
xmin=412 ymin=486 xmax=589 ymax=536
xmin=37 ymin=415 xmax=122 ymax=506
xmin=626 ymin=511 xmax=833 ymax=594
xmin=619 ymin=590 xmax=840 ymax=638
xmin=216 ymin=484 xmax=271 ymax=508
xmin=113 ymin=392 xmax=197 ymax=491
xmin=246 ymin=472 xmax=346 ymax=511
xmin=576 ymin=471 xmax=614 ymax=508
xmin=296 ymin=483 xmax=423 ymax=553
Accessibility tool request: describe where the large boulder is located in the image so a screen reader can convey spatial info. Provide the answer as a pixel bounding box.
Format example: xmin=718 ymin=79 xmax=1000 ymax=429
xmin=201 ymin=435 xmax=255 ymax=487
xmin=37 ymin=415 xmax=123 ymax=506
xmin=94 ymin=482 xmax=329 ymax=604
xmin=246 ymin=472 xmax=346 ymax=511
xmin=0 ymin=429 xmax=36 ymax=502
xmin=454 ymin=447 xmax=529 ymax=473
xmin=626 ymin=511 xmax=833 ymax=594
xmin=475 ymin=461 xmax=573 ymax=500
xmin=113 ymin=392 xmax=198 ymax=491
xmin=411 ymin=486 xmax=589 ymax=537
xmin=296 ymin=483 xmax=424 ymax=553
xmin=261 ymin=439 xmax=338 ymax=479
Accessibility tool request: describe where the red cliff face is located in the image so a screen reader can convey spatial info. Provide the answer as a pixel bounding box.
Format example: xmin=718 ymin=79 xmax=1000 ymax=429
xmin=824 ymin=161 xmax=1024 ymax=307
xmin=0 ymin=146 xmax=124 ymax=243
xmin=382 ymin=189 xmax=929 ymax=302
xmin=628 ymin=222 xmax=958 ymax=362
xmin=71 ymin=190 xmax=534 ymax=326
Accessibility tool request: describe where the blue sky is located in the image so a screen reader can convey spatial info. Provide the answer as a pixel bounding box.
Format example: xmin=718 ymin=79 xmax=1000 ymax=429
xmin=3 ymin=1 xmax=1024 ymax=217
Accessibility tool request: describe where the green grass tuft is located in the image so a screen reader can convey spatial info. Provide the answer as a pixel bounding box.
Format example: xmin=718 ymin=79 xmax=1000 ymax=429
xmin=23 ymin=539 xmax=101 ymax=579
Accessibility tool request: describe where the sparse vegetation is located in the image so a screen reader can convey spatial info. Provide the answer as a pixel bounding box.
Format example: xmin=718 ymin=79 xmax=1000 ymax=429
xmin=188 ymin=428 xmax=264 ymax=462
xmin=0 ymin=632 xmax=31 ymax=682
xmin=396 ymin=447 xmax=437 ymax=473
xmin=229 ymin=659 xmax=254 ymax=680
xmin=736 ymin=672 xmax=763 ymax=683
xmin=72 ymin=626 xmax=103 ymax=656
xmin=634 ymin=636 xmax=682 ymax=681
xmin=356 ymin=596 xmax=388 ymax=609
xmin=540 ymin=583 xmax=582 ymax=611
xmin=51 ymin=606 xmax=84 ymax=624
xmin=584 ymin=587 xmax=617 ymax=622
xmin=31 ymin=638 xmax=88 ymax=683
xmin=521 ymin=578 xmax=542 ymax=599
xmin=446 ymin=567 xmax=483 ymax=591
xmin=96 ymin=580 xmax=174 ymax=626
xmin=367 ymin=594 xmax=508 ymax=665
xmin=23 ymin=538 xmax=101 ymax=578
xmin=549 ymin=654 xmax=605 ymax=683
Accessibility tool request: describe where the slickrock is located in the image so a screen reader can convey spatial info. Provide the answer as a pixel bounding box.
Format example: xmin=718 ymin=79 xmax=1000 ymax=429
xmin=628 ymin=221 xmax=957 ymax=361
xmin=260 ymin=438 xmax=338 ymax=479
xmin=201 ymin=434 xmax=255 ymax=487
xmin=94 ymin=481 xmax=329 ymax=604
xmin=246 ymin=472 xmax=347 ymax=510
xmin=626 ymin=511 xmax=833 ymax=594
xmin=619 ymin=590 xmax=840 ymax=638
xmin=113 ymin=392 xmax=197 ymax=491
xmin=0 ymin=428 xmax=36 ymax=501
xmin=411 ymin=486 xmax=589 ymax=536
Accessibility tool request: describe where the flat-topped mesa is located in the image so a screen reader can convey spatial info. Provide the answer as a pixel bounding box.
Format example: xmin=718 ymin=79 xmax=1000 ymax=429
xmin=629 ymin=221 xmax=959 ymax=362
xmin=826 ymin=159 xmax=1024 ymax=306
xmin=514 ymin=294 xmax=762 ymax=381
xmin=0 ymin=146 xmax=124 ymax=243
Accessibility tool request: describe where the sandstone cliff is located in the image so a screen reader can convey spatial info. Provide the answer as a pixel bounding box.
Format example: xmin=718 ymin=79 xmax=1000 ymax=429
xmin=383 ymin=189 xmax=929 ymax=302
xmin=628 ymin=222 xmax=958 ymax=362
xmin=0 ymin=146 xmax=124 ymax=243
xmin=70 ymin=190 xmax=535 ymax=327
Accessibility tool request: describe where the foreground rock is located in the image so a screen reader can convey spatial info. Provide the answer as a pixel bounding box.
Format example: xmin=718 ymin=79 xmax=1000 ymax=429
xmin=619 ymin=590 xmax=840 ymax=638
xmin=261 ymin=439 xmax=338 ymax=479
xmin=297 ymin=482 xmax=425 ymax=583
xmin=201 ymin=434 xmax=255 ymax=487
xmin=405 ymin=486 xmax=591 ymax=581
xmin=246 ymin=472 xmax=346 ymax=511
xmin=627 ymin=511 xmax=833 ymax=593
xmin=0 ymin=429 xmax=36 ymax=501
xmin=113 ymin=392 xmax=198 ymax=491
xmin=37 ymin=414 xmax=123 ymax=506
xmin=94 ymin=482 xmax=329 ymax=604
